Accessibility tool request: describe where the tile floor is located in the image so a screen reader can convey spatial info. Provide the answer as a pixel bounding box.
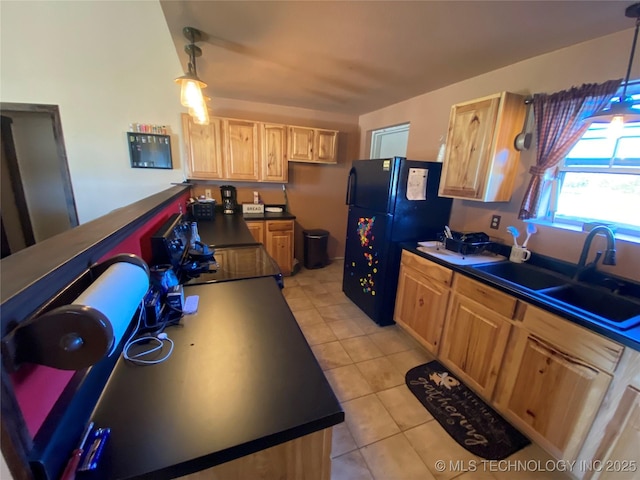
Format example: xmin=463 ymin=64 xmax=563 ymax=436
xmin=283 ymin=260 xmax=569 ymax=480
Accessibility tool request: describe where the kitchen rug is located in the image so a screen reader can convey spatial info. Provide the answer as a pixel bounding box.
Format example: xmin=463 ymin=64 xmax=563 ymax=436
xmin=405 ymin=360 xmax=530 ymax=460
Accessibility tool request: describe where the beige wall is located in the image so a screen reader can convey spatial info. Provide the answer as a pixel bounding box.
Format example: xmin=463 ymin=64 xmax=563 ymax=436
xmin=188 ymin=97 xmax=360 ymax=261
xmin=359 ymin=29 xmax=640 ymax=282
xmin=0 ymin=1 xmax=186 ymax=223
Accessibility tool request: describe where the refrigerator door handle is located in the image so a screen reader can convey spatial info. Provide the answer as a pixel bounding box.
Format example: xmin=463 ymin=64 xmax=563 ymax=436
xmin=346 ymin=167 xmax=356 ymax=205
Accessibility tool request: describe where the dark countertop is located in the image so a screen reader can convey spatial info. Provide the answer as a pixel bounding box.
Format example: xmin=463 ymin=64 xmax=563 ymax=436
xmin=402 ymin=244 xmax=640 ymax=351
xmin=82 ymin=277 xmax=343 ymax=480
xmin=196 ymin=214 xmax=258 ymax=247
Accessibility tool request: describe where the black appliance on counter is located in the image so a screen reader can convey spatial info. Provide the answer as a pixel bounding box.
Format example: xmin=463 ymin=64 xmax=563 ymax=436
xmin=221 ymin=185 xmax=237 ymax=214
xmin=150 ymin=214 xmax=283 ymax=288
xmin=343 ymin=157 xmax=452 ymax=326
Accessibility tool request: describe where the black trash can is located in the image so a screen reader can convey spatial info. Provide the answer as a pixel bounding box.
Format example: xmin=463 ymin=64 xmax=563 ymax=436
xmin=303 ymin=229 xmax=329 ymax=269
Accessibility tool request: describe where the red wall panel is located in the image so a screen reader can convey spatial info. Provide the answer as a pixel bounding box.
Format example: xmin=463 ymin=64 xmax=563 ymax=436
xmin=12 ymin=192 xmax=190 ymax=437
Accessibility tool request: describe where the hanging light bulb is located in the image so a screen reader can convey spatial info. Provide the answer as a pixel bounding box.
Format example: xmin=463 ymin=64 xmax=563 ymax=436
xmin=179 ymin=76 xmax=206 ymax=109
xmin=607 ymin=114 xmax=626 ymax=140
xmin=189 ymin=102 xmax=210 ymax=125
xmin=586 ymin=4 xmax=640 ymax=129
xmin=174 ymin=27 xmax=209 ymax=125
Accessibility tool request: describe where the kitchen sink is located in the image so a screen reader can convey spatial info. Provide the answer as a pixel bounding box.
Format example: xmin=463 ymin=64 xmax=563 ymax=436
xmin=539 ymin=283 xmax=640 ymax=331
xmin=472 ymin=261 xmax=569 ymax=290
xmin=471 ymin=261 xmax=640 ymax=331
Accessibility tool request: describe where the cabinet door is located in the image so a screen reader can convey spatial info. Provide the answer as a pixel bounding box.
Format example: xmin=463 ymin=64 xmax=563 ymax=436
xmin=265 ymin=220 xmax=293 ymax=276
xmin=587 ymin=386 xmax=640 ymax=480
xmin=245 ymin=221 xmax=264 ymax=244
xmin=261 ymin=124 xmax=288 ymax=182
xmin=182 ymin=114 xmax=224 ymax=179
xmin=439 ymin=293 xmax=511 ymax=399
xmin=394 ymin=264 xmax=449 ymax=355
xmin=288 ymin=126 xmax=315 ymax=162
xmin=224 ymin=119 xmax=259 ymax=181
xmin=438 ymin=96 xmax=500 ymax=199
xmin=505 ymin=335 xmax=612 ymax=461
xmin=315 ymin=129 xmax=337 ymax=163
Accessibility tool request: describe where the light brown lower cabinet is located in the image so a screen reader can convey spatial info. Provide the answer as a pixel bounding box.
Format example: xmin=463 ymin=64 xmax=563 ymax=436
xmin=577 ymin=347 xmax=640 ymax=480
xmin=498 ymin=331 xmax=612 ymax=461
xmin=177 ymin=427 xmax=332 ymax=480
xmin=394 ymin=251 xmax=631 ymax=468
xmin=246 ymin=221 xmax=264 ymax=244
xmin=265 ymin=220 xmax=294 ymax=276
xmin=585 ymin=385 xmax=640 ymax=480
xmin=439 ymin=291 xmax=512 ymax=399
xmin=245 ymin=220 xmax=294 ymax=276
xmin=394 ymin=251 xmax=452 ymax=355
xmin=494 ymin=305 xmax=624 ymax=462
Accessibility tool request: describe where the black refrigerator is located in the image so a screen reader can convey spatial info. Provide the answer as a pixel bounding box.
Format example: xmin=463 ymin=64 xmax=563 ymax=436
xmin=342 ymin=157 xmax=452 ymax=326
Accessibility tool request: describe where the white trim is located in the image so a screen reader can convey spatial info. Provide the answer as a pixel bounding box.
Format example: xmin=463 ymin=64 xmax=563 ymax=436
xmin=370 ymin=123 xmax=410 ymax=158
xmin=532 ymin=218 xmax=640 ymax=244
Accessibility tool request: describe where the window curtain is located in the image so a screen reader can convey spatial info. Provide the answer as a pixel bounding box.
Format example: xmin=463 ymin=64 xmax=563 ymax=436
xmin=518 ymin=80 xmax=622 ymax=220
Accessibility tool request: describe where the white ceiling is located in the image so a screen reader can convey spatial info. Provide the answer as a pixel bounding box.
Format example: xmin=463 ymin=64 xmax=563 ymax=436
xmin=160 ymin=1 xmax=638 ymax=115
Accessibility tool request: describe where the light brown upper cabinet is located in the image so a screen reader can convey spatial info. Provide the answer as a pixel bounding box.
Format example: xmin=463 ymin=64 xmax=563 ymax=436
xmin=223 ymin=119 xmax=260 ymax=181
xmin=438 ymin=92 xmax=526 ymax=202
xmin=288 ymin=126 xmax=338 ymax=164
xmin=260 ymin=123 xmax=288 ymax=183
xmin=182 ymin=114 xmax=224 ymax=180
xmin=182 ymin=115 xmax=288 ymax=182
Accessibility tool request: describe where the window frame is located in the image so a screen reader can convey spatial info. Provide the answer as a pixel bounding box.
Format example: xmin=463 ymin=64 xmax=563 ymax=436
xmin=548 ymin=83 xmax=640 ymax=237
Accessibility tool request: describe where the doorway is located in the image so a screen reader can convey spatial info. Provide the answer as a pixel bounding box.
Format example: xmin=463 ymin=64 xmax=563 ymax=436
xmin=1 ymin=103 xmax=78 ymax=257
xmin=370 ymin=123 xmax=410 ymax=158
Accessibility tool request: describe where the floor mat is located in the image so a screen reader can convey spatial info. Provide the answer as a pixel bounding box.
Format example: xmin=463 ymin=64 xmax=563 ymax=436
xmin=406 ymin=360 xmax=530 ymax=460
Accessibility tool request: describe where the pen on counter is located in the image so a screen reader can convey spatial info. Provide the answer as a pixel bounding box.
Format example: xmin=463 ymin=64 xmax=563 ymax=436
xmin=60 ymin=422 xmax=94 ymax=480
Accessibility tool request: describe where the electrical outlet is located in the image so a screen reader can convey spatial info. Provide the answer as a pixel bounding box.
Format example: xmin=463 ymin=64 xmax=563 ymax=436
xmin=490 ymin=215 xmax=501 ymax=230
xmin=205 ymin=189 xmax=212 ymax=199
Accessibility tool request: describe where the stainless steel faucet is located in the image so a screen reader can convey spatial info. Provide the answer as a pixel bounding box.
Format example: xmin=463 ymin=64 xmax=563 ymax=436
xmin=574 ymin=226 xmax=617 ymax=280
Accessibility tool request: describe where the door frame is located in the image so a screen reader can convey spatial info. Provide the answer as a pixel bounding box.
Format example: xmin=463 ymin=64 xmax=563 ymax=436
xmin=1 ymin=115 xmax=36 ymax=251
xmin=0 ymin=102 xmax=79 ymax=230
xmin=369 ymin=123 xmax=410 ymax=158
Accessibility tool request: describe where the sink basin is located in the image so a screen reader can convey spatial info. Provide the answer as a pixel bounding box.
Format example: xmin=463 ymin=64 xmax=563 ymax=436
xmin=539 ymin=284 xmax=640 ymax=330
xmin=471 ymin=260 xmax=640 ymax=331
xmin=472 ymin=261 xmax=568 ymax=290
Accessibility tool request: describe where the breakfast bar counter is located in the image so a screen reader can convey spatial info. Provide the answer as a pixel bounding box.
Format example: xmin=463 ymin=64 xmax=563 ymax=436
xmin=82 ymin=277 xmax=343 ymax=479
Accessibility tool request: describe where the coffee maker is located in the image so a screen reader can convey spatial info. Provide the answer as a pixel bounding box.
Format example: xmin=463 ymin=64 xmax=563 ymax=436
xmin=220 ymin=185 xmax=237 ymax=214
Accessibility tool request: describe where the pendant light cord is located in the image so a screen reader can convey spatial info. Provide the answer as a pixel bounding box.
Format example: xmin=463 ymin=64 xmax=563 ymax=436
xmin=622 ymin=17 xmax=640 ymax=99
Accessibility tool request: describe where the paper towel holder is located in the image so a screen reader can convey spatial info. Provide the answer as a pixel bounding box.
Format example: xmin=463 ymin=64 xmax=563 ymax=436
xmin=2 ymin=254 xmax=150 ymax=372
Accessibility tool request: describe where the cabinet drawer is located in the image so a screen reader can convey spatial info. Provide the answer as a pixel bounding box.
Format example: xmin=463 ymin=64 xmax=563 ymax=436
xmin=267 ymin=220 xmax=293 ymax=232
xmin=522 ymin=305 xmax=624 ymax=374
xmin=400 ymin=251 xmax=453 ymax=287
xmin=453 ymin=275 xmax=518 ymax=318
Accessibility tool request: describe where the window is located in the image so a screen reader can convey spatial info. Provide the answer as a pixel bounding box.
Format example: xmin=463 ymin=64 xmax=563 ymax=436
xmin=370 ymin=123 xmax=409 ymax=158
xmin=552 ymin=88 xmax=640 ymax=235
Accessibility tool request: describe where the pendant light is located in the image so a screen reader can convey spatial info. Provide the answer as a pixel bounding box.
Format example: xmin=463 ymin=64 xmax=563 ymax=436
xmin=586 ymin=3 xmax=640 ymax=127
xmin=175 ymin=27 xmax=209 ymax=125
